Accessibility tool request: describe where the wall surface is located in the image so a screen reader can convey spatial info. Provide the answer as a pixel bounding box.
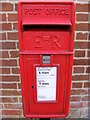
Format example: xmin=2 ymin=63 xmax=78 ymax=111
xmin=0 ymin=0 xmax=89 ymax=119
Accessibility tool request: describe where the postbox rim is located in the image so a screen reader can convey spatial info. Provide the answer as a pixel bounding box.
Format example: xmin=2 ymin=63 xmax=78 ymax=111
xmin=22 ymin=18 xmax=72 ymax=26
xmin=19 ymin=0 xmax=74 ymax=4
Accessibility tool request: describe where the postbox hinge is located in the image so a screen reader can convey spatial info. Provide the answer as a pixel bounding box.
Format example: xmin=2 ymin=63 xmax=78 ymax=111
xmin=21 ymin=21 xmax=24 ymax=31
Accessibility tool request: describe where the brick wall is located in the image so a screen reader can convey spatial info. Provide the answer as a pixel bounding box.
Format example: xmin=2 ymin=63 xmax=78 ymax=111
xmin=0 ymin=0 xmax=89 ymax=119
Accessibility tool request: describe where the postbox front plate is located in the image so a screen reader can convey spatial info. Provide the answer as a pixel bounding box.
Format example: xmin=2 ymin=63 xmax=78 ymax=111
xmin=36 ymin=66 xmax=57 ymax=102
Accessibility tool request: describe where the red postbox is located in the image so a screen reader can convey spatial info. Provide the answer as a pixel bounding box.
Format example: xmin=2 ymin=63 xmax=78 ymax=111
xmin=18 ymin=0 xmax=75 ymax=118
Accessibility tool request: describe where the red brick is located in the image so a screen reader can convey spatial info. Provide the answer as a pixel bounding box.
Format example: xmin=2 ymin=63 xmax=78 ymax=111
xmin=2 ymin=23 xmax=11 ymax=30
xmin=76 ymin=33 xmax=88 ymax=40
xmin=4 ymin=104 xmax=22 ymax=109
xmin=86 ymin=67 xmax=90 ymax=73
xmin=75 ymin=50 xmax=85 ymax=57
xmin=2 ymin=33 xmax=6 ymax=40
xmin=73 ymin=59 xmax=88 ymax=65
xmin=84 ymin=82 xmax=88 ymax=88
xmin=10 ymin=51 xmax=19 ymax=58
xmin=87 ymin=50 xmax=90 ymax=57
xmin=1 ymin=76 xmax=19 ymax=82
xmin=0 ymin=68 xmax=10 ymax=74
xmin=0 ymin=24 xmax=1 ymax=30
xmin=2 ymin=83 xmax=17 ymax=89
xmin=88 ymin=59 xmax=90 ymax=66
xmin=2 ymin=14 xmax=6 ymax=21
xmin=18 ymin=83 xmax=21 ymax=89
xmin=0 ymin=83 xmax=2 ymax=88
xmin=0 ymin=14 xmax=6 ymax=21
xmin=1 ymin=60 xmax=17 ymax=66
xmin=70 ymin=102 xmax=82 ymax=108
xmin=72 ymin=82 xmax=82 ymax=88
xmin=8 ymin=32 xmax=18 ymax=40
xmin=19 ymin=97 xmax=22 ymax=103
xmin=2 ymin=110 xmax=22 ymax=115
xmin=74 ymin=67 xmax=84 ymax=73
xmin=2 ymin=97 xmax=18 ymax=103
xmin=0 ymin=104 xmax=3 ymax=109
xmin=2 ymin=42 xmax=16 ymax=49
xmin=74 ymin=42 xmax=88 ymax=49
xmin=89 ymin=34 xmax=90 ymax=40
xmin=12 ymin=68 xmax=20 ymax=74
xmin=13 ymin=23 xmax=18 ymax=30
xmin=82 ymin=96 xmax=88 ymax=101
xmin=2 ymin=3 xmax=13 ymax=11
xmin=0 ymin=51 xmax=9 ymax=58
xmin=87 ymin=101 xmax=90 ymax=106
xmin=75 ymin=23 xmax=88 ymax=31
xmin=81 ymin=101 xmax=88 ymax=108
xmin=72 ymin=75 xmax=88 ymax=81
xmin=89 ymin=23 xmax=90 ymax=31
xmin=70 ymin=96 xmax=81 ymax=102
xmin=8 ymin=14 xmax=18 ymax=21
xmin=70 ymin=102 xmax=88 ymax=108
xmin=17 ymin=42 xmax=19 ymax=49
xmin=76 ymin=4 xmax=88 ymax=12
xmin=89 ymin=4 xmax=90 ymax=12
xmin=2 ymin=90 xmax=21 ymax=96
xmin=0 ymin=14 xmax=2 ymax=21
xmin=88 ymin=59 xmax=90 ymax=65
xmin=76 ymin=14 xmax=88 ymax=21
xmin=15 ymin=4 xmax=18 ymax=11
xmin=71 ymin=89 xmax=88 ymax=95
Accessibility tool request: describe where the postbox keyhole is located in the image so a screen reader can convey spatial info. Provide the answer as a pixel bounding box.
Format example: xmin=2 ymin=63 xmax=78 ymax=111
xmin=32 ymin=86 xmax=34 ymax=89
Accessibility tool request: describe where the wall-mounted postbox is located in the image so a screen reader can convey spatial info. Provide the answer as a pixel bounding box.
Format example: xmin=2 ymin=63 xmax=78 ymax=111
xmin=18 ymin=0 xmax=75 ymax=118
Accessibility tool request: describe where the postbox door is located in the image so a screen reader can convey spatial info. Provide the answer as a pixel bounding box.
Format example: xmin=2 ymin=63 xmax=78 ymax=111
xmin=26 ymin=55 xmax=66 ymax=114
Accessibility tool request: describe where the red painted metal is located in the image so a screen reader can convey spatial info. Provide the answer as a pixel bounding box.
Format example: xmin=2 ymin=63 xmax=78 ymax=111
xmin=18 ymin=0 xmax=75 ymax=118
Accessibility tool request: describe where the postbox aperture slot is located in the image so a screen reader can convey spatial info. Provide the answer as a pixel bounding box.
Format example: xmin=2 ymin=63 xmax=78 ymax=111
xmin=23 ymin=25 xmax=71 ymax=31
